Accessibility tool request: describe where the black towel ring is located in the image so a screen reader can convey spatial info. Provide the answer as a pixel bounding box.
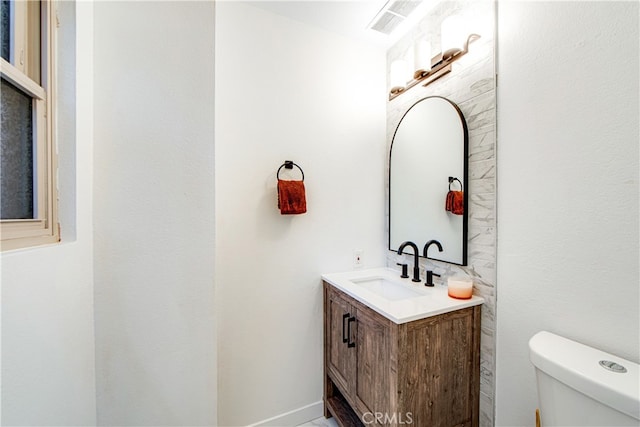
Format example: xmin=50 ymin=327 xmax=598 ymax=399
xmin=277 ymin=160 xmax=304 ymax=181
xmin=449 ymin=176 xmax=463 ymax=191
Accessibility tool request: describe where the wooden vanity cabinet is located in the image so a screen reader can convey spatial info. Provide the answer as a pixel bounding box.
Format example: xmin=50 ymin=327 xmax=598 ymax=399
xmin=323 ymin=281 xmax=481 ymax=427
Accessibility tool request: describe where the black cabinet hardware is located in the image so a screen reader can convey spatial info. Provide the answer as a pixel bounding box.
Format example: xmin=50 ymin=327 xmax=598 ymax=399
xmin=347 ymin=316 xmax=356 ymax=348
xmin=342 ymin=313 xmax=350 ymax=343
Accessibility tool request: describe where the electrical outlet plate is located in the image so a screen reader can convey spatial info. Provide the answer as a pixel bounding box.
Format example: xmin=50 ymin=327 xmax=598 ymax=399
xmin=353 ymin=249 xmax=364 ymax=268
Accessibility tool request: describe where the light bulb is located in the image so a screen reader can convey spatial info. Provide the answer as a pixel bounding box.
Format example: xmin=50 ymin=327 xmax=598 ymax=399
xmin=413 ymin=40 xmax=432 ymax=78
xmin=441 ymin=15 xmax=467 ymax=59
xmin=390 ymin=60 xmax=410 ymax=90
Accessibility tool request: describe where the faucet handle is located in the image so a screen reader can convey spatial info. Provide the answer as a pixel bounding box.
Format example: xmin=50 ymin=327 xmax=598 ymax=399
xmin=396 ymin=263 xmax=409 ymax=278
xmin=425 ymin=270 xmax=441 ymax=287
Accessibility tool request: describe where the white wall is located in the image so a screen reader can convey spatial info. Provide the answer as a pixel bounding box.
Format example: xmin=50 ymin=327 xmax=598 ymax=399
xmin=495 ymin=2 xmax=639 ymax=425
xmin=92 ymin=2 xmax=216 ymax=425
xmin=215 ymin=3 xmax=386 ymax=425
xmin=0 ymin=2 xmax=97 ymax=425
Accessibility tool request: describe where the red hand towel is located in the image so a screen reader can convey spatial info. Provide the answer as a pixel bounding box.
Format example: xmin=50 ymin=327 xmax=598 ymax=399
xmin=277 ymin=179 xmax=307 ymax=215
xmin=445 ymin=190 xmax=464 ymax=215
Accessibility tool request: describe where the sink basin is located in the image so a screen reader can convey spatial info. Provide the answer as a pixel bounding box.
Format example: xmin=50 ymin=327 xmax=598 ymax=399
xmin=351 ymin=277 xmax=423 ymax=301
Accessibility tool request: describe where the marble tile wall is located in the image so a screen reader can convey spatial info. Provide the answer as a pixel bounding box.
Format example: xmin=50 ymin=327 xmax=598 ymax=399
xmin=385 ymin=1 xmax=497 ymax=425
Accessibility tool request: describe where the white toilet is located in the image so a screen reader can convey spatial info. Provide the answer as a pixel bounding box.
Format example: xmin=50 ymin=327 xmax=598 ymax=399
xmin=529 ymin=331 xmax=640 ymax=426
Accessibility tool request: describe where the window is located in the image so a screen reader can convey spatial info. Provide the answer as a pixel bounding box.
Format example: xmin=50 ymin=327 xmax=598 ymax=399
xmin=1 ymin=0 xmax=58 ymax=250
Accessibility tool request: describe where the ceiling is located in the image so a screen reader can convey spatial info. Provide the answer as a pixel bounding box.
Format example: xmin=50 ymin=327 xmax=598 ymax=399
xmin=243 ymin=0 xmax=434 ymax=49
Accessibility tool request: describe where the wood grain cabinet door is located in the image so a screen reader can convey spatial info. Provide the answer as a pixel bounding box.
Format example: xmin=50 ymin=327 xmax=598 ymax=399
xmin=326 ymin=291 xmax=355 ymax=395
xmin=399 ymin=308 xmax=477 ymax=427
xmin=354 ymin=306 xmax=391 ymax=425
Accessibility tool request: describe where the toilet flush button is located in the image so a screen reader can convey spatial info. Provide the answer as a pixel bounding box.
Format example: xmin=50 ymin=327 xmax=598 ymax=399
xmin=599 ymin=360 xmax=627 ymax=373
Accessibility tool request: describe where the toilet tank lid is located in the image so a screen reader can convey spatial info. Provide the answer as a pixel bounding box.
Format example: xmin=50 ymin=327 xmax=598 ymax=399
xmin=529 ymin=331 xmax=640 ymax=421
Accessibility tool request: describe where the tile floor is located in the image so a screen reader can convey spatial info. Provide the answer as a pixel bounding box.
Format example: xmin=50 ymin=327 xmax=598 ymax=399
xmin=297 ymin=416 xmax=339 ymax=426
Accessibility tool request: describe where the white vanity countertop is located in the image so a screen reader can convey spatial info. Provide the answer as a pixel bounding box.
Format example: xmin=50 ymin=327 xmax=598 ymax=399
xmin=322 ymin=267 xmax=484 ymax=324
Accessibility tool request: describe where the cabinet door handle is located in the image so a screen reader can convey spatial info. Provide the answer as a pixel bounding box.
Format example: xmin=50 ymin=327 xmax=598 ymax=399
xmin=342 ymin=313 xmax=350 ymax=343
xmin=347 ymin=316 xmax=356 ymax=348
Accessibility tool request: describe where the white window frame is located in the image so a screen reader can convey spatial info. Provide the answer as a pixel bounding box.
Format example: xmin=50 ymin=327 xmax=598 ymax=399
xmin=1 ymin=0 xmax=58 ymax=251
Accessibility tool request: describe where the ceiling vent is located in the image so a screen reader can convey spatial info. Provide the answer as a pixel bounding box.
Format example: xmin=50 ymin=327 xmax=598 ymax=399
xmin=367 ymin=0 xmax=423 ymax=35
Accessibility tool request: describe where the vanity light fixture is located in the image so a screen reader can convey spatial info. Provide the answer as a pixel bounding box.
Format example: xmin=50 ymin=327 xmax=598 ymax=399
xmin=389 ymin=16 xmax=480 ymax=101
xmin=413 ymin=39 xmax=432 ymax=78
xmin=390 ymin=59 xmax=411 ymax=90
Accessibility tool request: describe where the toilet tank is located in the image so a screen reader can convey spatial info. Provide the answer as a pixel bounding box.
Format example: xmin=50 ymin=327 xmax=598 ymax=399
xmin=529 ymin=331 xmax=640 ymax=427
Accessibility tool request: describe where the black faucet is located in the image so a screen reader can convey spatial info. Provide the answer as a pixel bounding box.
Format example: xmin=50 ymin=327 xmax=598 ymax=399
xmin=422 ymin=240 xmax=443 ymax=287
xmin=398 ymin=241 xmax=421 ymax=282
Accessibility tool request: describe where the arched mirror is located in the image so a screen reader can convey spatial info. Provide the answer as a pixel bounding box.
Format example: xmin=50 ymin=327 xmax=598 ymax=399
xmin=389 ymin=96 xmax=468 ymax=265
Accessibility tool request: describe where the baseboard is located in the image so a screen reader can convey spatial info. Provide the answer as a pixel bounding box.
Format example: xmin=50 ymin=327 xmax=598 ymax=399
xmin=249 ymin=401 xmax=324 ymax=427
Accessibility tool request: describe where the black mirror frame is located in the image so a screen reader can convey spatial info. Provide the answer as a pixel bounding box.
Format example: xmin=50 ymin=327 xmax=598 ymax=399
xmin=388 ymin=96 xmax=469 ymax=266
